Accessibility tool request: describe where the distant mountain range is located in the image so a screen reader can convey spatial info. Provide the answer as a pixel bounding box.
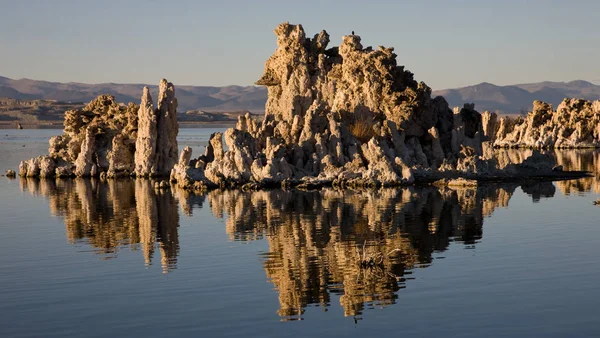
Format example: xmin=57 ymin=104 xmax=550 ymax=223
xmin=2 ymin=75 xmax=600 ymax=116
xmin=432 ymin=80 xmax=600 ymax=114
xmin=0 ymin=75 xmax=267 ymax=113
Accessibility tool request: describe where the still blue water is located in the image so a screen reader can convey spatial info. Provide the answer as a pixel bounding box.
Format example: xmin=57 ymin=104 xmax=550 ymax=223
xmin=0 ymin=129 xmax=599 ymax=337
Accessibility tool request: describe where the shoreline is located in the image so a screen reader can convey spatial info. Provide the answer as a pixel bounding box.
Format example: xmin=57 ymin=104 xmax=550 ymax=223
xmin=9 ymin=171 xmax=592 ymax=193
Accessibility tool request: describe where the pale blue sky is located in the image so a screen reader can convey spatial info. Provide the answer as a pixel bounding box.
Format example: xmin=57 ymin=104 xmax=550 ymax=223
xmin=1 ymin=0 xmax=599 ymax=90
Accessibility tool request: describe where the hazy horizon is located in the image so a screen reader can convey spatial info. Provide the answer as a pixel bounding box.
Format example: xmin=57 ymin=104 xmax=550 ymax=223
xmin=2 ymin=0 xmax=600 ymax=90
xmin=2 ymin=74 xmax=600 ymax=91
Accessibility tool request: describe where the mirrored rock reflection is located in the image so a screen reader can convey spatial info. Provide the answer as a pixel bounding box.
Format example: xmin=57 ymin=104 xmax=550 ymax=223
xmin=553 ymin=150 xmax=600 ymax=195
xmin=493 ymin=149 xmax=600 ymax=195
xmin=17 ymin=170 xmax=588 ymax=320
xmin=208 ymin=182 xmax=555 ymax=321
xmin=19 ymin=178 xmax=180 ymax=273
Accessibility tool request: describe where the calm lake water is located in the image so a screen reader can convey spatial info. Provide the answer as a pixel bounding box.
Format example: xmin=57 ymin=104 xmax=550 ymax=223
xmin=1 ymin=129 xmax=599 ymax=337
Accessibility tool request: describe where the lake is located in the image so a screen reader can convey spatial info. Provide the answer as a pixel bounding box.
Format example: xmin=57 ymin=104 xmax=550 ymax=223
xmin=1 ymin=129 xmax=599 ymax=337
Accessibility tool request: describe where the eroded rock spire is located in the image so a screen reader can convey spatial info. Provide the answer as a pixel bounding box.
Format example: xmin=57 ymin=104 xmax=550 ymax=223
xmin=135 ymin=86 xmax=157 ymax=177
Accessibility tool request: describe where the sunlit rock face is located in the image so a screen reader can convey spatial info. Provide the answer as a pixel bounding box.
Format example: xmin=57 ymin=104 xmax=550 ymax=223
xmin=208 ymin=184 xmax=553 ymax=320
xmin=20 ymin=95 xmax=139 ymax=178
xmin=135 ymin=87 xmax=158 ymax=176
xmin=155 ymin=79 xmax=180 ymax=176
xmin=136 ymin=80 xmax=180 ymax=177
xmin=493 ymin=99 xmax=600 ymax=149
xmin=19 ymin=178 xmax=180 ymax=273
xmin=19 ymin=79 xmax=179 ymax=179
xmin=173 ymin=23 xmax=573 ymax=190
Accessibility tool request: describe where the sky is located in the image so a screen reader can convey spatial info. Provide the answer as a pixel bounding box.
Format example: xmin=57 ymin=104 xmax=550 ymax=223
xmin=1 ymin=0 xmax=599 ymax=90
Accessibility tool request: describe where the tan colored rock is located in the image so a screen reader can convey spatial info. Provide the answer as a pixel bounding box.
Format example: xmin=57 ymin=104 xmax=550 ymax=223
xmin=155 ymin=79 xmax=179 ymax=175
xmin=74 ymin=128 xmax=95 ymax=177
xmin=481 ymin=111 xmax=498 ymax=141
xmin=206 ymin=132 xmax=224 ymax=162
xmin=18 ymin=161 xmax=28 ymax=177
xmin=170 ymin=146 xmax=207 ymax=188
xmin=134 ymin=87 xmax=157 ymax=177
xmin=493 ymin=99 xmax=600 ymax=148
xmin=20 ymin=92 xmax=142 ymax=178
xmin=39 ymin=156 xmax=55 ymax=178
xmin=20 ymin=79 xmax=181 ymax=179
xmin=178 ymin=22 xmax=573 ymax=189
xmin=108 ymin=134 xmax=134 ymax=177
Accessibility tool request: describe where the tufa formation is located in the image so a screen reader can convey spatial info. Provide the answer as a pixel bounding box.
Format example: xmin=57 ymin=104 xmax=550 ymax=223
xmin=171 ymin=22 xmax=577 ymax=190
xmin=17 ymin=23 xmax=594 ymax=187
xmin=18 ymin=79 xmax=178 ymax=179
xmin=485 ymin=99 xmax=600 ymax=149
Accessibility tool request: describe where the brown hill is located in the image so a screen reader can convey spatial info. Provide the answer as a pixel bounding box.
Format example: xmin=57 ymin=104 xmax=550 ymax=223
xmin=2 ymin=75 xmax=600 ymax=118
xmin=433 ymin=80 xmax=600 ymax=114
xmin=0 ymin=76 xmax=267 ymax=113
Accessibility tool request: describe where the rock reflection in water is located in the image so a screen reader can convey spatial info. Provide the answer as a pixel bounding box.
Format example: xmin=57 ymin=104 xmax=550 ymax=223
xmin=553 ymin=150 xmax=600 ymax=194
xmin=17 ymin=175 xmax=568 ymax=320
xmin=19 ymin=178 xmax=180 ymax=273
xmin=208 ymin=183 xmax=553 ymax=320
xmin=493 ymin=149 xmax=600 ymax=195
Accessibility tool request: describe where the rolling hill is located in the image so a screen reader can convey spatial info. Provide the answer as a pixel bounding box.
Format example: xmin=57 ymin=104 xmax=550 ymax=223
xmin=432 ymin=80 xmax=600 ymax=114
xmin=0 ymin=76 xmax=267 ymax=113
xmin=2 ymin=76 xmax=600 ymax=121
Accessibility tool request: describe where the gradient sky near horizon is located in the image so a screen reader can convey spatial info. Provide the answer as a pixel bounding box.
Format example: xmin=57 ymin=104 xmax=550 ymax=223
xmin=1 ymin=0 xmax=599 ymax=90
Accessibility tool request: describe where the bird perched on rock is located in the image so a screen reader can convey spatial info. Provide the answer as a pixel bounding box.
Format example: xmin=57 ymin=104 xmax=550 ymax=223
xmin=352 ymin=30 xmax=355 ymax=35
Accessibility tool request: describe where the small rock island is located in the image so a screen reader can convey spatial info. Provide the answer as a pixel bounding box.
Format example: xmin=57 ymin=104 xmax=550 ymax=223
xmin=19 ymin=22 xmax=598 ymax=190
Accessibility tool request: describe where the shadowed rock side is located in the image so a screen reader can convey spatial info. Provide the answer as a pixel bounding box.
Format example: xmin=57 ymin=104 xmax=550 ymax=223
xmin=18 ymin=79 xmax=179 ymax=179
xmin=487 ymin=99 xmax=600 ymax=149
xmin=171 ymin=22 xmax=582 ymax=191
xmin=19 ymin=178 xmax=180 ymax=273
xmin=208 ymin=184 xmax=554 ymax=320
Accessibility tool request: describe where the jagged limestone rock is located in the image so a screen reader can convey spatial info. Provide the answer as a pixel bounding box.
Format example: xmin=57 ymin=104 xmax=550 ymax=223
xmin=39 ymin=156 xmax=55 ymax=178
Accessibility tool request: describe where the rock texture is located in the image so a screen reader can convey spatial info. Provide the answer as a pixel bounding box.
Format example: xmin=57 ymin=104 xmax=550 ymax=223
xmin=134 ymin=87 xmax=157 ymax=176
xmin=493 ymin=99 xmax=600 ymax=148
xmin=171 ymin=22 xmax=574 ymax=190
xmin=19 ymin=79 xmax=179 ymax=178
xmin=155 ymin=79 xmax=179 ymax=175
